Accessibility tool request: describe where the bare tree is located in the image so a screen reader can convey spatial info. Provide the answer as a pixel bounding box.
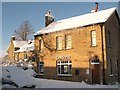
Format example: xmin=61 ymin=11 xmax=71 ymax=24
xmin=13 ymin=21 xmax=34 ymax=41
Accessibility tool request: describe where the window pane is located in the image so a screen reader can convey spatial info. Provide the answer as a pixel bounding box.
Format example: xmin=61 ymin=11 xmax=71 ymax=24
xmin=65 ymin=35 xmax=72 ymax=49
xmin=39 ymin=62 xmax=44 ymax=74
xmin=39 ymin=40 xmax=43 ymax=52
xmin=108 ymin=31 xmax=111 ymax=46
xmin=91 ymin=31 xmax=96 ymax=46
xmin=64 ymin=65 xmax=68 ymax=73
xmin=56 ymin=36 xmax=62 ymax=50
xmin=109 ymin=59 xmax=113 ymax=75
xmin=58 ymin=65 xmax=60 ymax=74
xmin=40 ymin=65 xmax=44 ymax=73
xmin=61 ymin=65 xmax=64 ymax=74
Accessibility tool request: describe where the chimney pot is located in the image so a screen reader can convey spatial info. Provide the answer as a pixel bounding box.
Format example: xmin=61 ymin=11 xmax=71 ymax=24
xmin=45 ymin=10 xmax=54 ymax=27
xmin=91 ymin=2 xmax=99 ymax=13
xmin=12 ymin=36 xmax=15 ymax=41
xmin=95 ymin=2 xmax=99 ymax=12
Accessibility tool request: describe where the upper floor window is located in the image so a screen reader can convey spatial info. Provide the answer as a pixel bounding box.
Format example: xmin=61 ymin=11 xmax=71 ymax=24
xmin=56 ymin=36 xmax=62 ymax=50
xmin=107 ymin=31 xmax=111 ymax=47
xmin=39 ymin=40 xmax=43 ymax=52
xmin=91 ymin=30 xmax=97 ymax=47
xmin=65 ymin=35 xmax=72 ymax=49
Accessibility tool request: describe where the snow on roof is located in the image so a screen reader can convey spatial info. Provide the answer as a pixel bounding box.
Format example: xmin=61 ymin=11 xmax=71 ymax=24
xmin=13 ymin=41 xmax=28 ymax=48
xmin=14 ymin=40 xmax=34 ymax=53
xmin=35 ymin=7 xmax=116 ymax=35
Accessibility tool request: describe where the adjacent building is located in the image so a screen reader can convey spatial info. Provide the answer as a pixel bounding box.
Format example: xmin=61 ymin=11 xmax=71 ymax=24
xmin=34 ymin=7 xmax=120 ymax=84
xmin=7 ymin=36 xmax=28 ymax=64
xmin=7 ymin=36 xmax=34 ymax=64
xmin=14 ymin=40 xmax=34 ymax=62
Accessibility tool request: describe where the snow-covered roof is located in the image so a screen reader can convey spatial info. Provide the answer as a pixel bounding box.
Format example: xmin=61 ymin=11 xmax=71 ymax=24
xmin=35 ymin=7 xmax=116 ymax=35
xmin=14 ymin=40 xmax=34 ymax=53
xmin=13 ymin=41 xmax=28 ymax=48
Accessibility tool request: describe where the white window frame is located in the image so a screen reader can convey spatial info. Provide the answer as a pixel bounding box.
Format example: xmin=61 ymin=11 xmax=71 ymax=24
xmin=39 ymin=62 xmax=44 ymax=75
xmin=65 ymin=35 xmax=72 ymax=49
xmin=91 ymin=30 xmax=97 ymax=47
xmin=56 ymin=36 xmax=62 ymax=50
xmin=57 ymin=60 xmax=72 ymax=76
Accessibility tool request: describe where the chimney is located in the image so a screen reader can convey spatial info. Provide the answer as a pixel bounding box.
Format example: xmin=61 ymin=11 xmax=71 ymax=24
xmin=11 ymin=35 xmax=15 ymax=41
xmin=45 ymin=10 xmax=54 ymax=27
xmin=91 ymin=2 xmax=99 ymax=13
xmin=95 ymin=2 xmax=99 ymax=12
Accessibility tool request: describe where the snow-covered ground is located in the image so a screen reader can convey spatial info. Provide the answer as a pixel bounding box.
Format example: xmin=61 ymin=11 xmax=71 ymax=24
xmin=1 ymin=66 xmax=119 ymax=88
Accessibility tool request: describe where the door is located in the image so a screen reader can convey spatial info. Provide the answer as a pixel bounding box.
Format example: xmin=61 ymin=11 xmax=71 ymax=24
xmin=91 ymin=63 xmax=100 ymax=84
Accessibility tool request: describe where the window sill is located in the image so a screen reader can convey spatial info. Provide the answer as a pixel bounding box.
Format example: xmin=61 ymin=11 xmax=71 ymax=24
xmin=65 ymin=47 xmax=72 ymax=50
xmin=39 ymin=51 xmax=43 ymax=53
xmin=56 ymin=49 xmax=63 ymax=51
xmin=38 ymin=73 xmax=44 ymax=75
xmin=91 ymin=45 xmax=98 ymax=47
xmin=57 ymin=74 xmax=72 ymax=77
xmin=108 ymin=45 xmax=111 ymax=48
xmin=110 ymin=74 xmax=113 ymax=77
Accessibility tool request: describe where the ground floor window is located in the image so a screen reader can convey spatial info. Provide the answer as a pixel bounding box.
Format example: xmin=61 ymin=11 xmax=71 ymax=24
xmin=39 ymin=62 xmax=44 ymax=74
xmin=57 ymin=60 xmax=72 ymax=75
xmin=115 ymin=60 xmax=119 ymax=75
xmin=109 ymin=59 xmax=113 ymax=76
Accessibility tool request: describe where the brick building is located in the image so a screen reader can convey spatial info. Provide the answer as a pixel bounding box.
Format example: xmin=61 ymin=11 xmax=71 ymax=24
xmin=34 ymin=7 xmax=120 ymax=84
xmin=7 ymin=36 xmax=34 ymax=64
xmin=7 ymin=36 xmax=28 ymax=64
xmin=14 ymin=40 xmax=34 ymax=62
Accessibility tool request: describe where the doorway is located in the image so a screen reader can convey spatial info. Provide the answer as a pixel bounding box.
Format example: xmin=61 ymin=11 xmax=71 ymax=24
xmin=90 ymin=58 xmax=100 ymax=84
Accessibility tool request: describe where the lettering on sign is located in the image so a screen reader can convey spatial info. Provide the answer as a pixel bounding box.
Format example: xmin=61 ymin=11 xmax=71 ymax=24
xmin=56 ymin=56 xmax=71 ymax=60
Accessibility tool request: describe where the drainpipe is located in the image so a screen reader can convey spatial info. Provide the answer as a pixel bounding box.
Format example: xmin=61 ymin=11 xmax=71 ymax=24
xmin=100 ymin=23 xmax=106 ymax=85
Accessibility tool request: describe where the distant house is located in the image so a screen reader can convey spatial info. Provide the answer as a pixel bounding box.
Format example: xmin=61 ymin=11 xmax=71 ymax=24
xmin=14 ymin=40 xmax=34 ymax=62
xmin=34 ymin=7 xmax=120 ymax=84
xmin=7 ymin=36 xmax=28 ymax=64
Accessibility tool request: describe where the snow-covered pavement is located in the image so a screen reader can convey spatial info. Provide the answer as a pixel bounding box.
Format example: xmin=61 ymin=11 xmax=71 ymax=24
xmin=1 ymin=66 xmax=119 ymax=88
xmin=34 ymin=78 xmax=118 ymax=88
